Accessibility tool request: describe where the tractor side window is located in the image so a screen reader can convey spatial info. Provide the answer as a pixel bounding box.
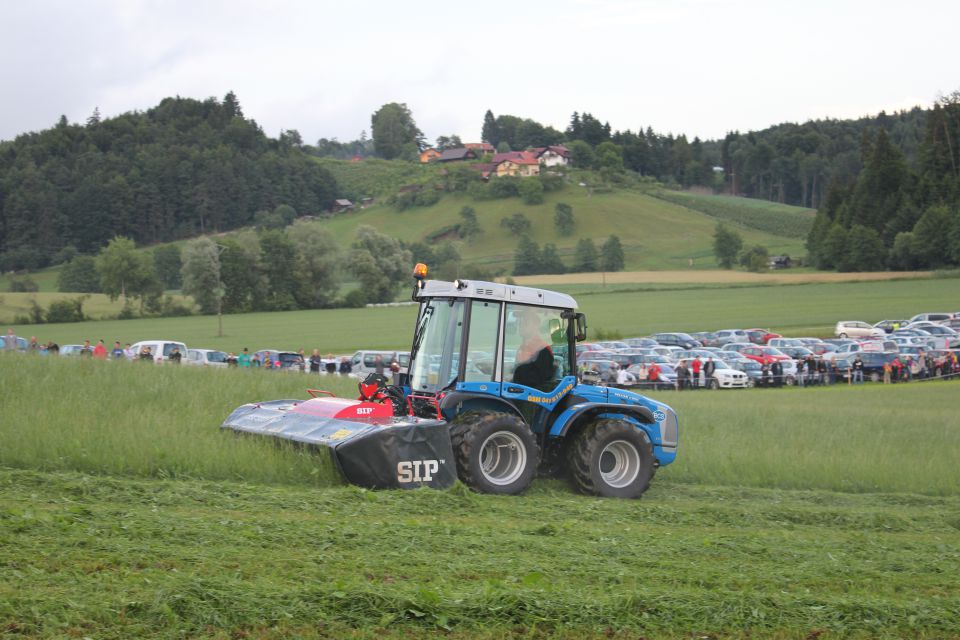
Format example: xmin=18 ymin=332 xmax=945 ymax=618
xmin=503 ymin=304 xmax=571 ymax=390
xmin=464 ymin=301 xmax=500 ymax=382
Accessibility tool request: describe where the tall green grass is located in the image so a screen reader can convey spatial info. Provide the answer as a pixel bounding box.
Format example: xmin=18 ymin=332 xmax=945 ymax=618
xmin=2 ymin=356 xmax=957 ymax=496
xmin=651 ymin=190 xmax=816 ymax=239
xmin=0 ymin=356 xmax=351 ymax=486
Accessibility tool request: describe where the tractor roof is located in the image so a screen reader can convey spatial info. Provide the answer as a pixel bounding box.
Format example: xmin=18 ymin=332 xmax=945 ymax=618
xmin=416 ymin=279 xmax=577 ymax=310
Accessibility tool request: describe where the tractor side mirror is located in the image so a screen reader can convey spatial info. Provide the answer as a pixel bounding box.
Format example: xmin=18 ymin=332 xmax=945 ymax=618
xmin=562 ymin=311 xmax=588 ymax=342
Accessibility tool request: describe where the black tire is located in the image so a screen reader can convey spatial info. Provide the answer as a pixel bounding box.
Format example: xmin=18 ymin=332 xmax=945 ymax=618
xmin=566 ymin=418 xmax=654 ymax=499
xmin=709 ymin=378 xmax=720 ymax=390
xmin=449 ymin=412 xmax=538 ymax=495
xmin=869 ymin=371 xmax=881 ymax=383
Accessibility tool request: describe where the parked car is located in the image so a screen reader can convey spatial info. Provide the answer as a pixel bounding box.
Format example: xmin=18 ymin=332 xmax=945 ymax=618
xmin=59 ymin=344 xmax=85 ymax=356
xmin=622 ymin=337 xmax=659 ymax=349
xmin=703 ymin=358 xmax=749 ymax=389
xmin=185 ymin=349 xmax=228 ymax=367
xmin=595 ymin=340 xmax=631 ymax=351
xmin=129 ymin=340 xmax=188 ymax=363
xmin=834 ymin=321 xmax=885 ymax=339
xmin=738 ymin=345 xmax=791 ymax=365
xmin=834 ymin=352 xmax=899 ymax=382
xmin=255 ymin=349 xmax=305 ymax=371
xmin=625 ymin=362 xmax=677 ymax=390
xmin=746 ymin=329 xmax=782 ymax=345
xmin=768 ymin=337 xmax=804 ymax=349
xmin=689 ymin=332 xmax=721 ymax=347
xmin=651 ymin=332 xmax=702 ymax=350
xmin=349 ymin=350 xmax=410 ymax=377
xmin=908 ymin=312 xmax=955 ymax=324
xmin=873 ymin=319 xmax=909 ymax=334
xmin=714 ymin=329 xmax=750 ymax=345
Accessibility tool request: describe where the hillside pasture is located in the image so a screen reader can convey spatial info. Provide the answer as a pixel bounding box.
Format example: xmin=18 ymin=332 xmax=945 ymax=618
xmin=650 ymin=190 xmax=817 ymax=239
xmin=319 ymin=189 xmax=808 ymax=272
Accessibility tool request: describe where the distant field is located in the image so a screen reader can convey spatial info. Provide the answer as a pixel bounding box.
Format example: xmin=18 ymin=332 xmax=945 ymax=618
xmin=0 ymin=291 xmax=194 ymax=325
xmin=8 ymin=276 xmax=958 ymax=351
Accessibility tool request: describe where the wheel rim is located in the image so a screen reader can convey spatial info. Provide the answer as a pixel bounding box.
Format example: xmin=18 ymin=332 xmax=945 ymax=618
xmin=479 ymin=431 xmax=527 ymax=486
xmin=598 ymin=440 xmax=641 ymax=488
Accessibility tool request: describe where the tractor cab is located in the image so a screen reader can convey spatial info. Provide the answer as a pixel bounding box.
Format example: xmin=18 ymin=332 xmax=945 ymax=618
xmin=406 ymin=268 xmax=587 ymax=419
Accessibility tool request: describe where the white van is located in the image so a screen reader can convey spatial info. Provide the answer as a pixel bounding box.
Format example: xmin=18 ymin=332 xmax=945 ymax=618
xmin=130 ymin=340 xmax=188 ymax=363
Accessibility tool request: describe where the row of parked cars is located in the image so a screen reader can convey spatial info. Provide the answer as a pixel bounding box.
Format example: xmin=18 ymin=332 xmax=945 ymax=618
xmin=576 ymin=311 xmax=960 ymax=389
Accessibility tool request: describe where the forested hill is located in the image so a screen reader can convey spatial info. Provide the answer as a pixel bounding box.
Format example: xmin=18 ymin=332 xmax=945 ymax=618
xmin=0 ymin=93 xmax=337 ymax=270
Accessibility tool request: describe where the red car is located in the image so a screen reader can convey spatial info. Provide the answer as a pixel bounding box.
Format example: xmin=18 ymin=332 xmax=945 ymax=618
xmin=747 ymin=329 xmax=782 ymax=345
xmin=739 ymin=345 xmax=791 ymax=365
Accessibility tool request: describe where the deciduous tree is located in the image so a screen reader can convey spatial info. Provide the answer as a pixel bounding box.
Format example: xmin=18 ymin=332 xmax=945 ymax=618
xmin=712 ymin=223 xmax=743 ymax=269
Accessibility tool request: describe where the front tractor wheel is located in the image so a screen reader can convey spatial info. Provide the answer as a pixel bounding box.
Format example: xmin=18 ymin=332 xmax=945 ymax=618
xmin=449 ymin=412 xmax=538 ymax=495
xmin=567 ymin=419 xmax=654 ymax=499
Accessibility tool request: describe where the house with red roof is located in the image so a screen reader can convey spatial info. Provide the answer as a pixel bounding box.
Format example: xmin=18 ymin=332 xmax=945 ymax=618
xmin=492 ymin=151 xmax=540 ymax=177
xmin=530 ymin=145 xmax=570 ymax=167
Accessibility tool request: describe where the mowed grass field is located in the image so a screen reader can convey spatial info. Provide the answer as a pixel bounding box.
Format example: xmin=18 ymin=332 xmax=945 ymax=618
xmin=1 ymin=356 xmax=959 ymax=638
xmin=8 ymin=275 xmax=958 ymax=353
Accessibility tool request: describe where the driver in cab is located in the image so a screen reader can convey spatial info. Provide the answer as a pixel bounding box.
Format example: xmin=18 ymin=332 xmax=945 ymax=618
xmin=512 ymin=309 xmax=556 ymax=389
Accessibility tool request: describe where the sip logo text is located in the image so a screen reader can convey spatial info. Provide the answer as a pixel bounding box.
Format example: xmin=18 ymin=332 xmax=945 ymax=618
xmin=397 ymin=459 xmax=441 ymax=483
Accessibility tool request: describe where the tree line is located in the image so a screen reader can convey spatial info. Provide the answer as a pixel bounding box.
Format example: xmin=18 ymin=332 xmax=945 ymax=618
xmin=805 ymin=92 xmax=960 ymax=271
xmin=0 ymin=92 xmax=338 ymax=272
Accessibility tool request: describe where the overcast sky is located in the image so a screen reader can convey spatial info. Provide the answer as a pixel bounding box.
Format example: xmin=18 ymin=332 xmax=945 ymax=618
xmin=2 ymin=0 xmax=957 ymax=145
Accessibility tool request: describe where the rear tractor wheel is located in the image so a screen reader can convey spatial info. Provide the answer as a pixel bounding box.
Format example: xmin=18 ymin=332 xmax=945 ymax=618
xmin=449 ymin=412 xmax=538 ymax=495
xmin=567 ymin=418 xmax=654 ymax=499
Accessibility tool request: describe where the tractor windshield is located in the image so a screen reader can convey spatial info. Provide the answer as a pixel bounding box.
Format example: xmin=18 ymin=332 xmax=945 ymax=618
xmin=408 ymin=298 xmax=465 ymax=393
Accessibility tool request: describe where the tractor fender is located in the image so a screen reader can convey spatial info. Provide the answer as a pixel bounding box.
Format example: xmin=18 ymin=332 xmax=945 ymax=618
xmin=439 ymin=391 xmax=522 ymax=421
xmin=548 ymin=402 xmax=656 ymax=439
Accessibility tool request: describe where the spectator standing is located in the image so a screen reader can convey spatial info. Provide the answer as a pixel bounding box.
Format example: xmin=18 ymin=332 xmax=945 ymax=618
xmin=124 ymin=343 xmax=135 ymax=360
xmin=111 ymin=341 xmax=124 ymax=359
xmin=139 ymin=345 xmax=153 ymax=362
xmin=761 ymin=362 xmax=771 ymax=387
xmin=374 ymin=354 xmax=385 ymax=377
xmin=93 ymin=340 xmax=108 ymax=359
xmin=389 ymin=354 xmax=401 ymax=385
xmin=169 ymin=346 xmax=182 ymax=364
xmin=648 ymin=362 xmax=661 ymax=386
xmin=691 ymin=357 xmax=702 ymax=389
xmin=817 ymin=358 xmax=827 ymax=385
xmin=46 ymin=341 xmax=60 ymax=355
xmin=325 ymin=354 xmax=337 ymax=375
xmin=676 ymin=360 xmax=688 ymax=391
xmin=4 ymin=329 xmax=17 ymax=351
xmin=238 ymin=348 xmax=251 ymax=368
xmin=226 ymin=352 xmax=238 ymax=367
xmin=703 ymin=358 xmax=716 ymax=387
xmin=309 ymin=349 xmax=322 ymax=374
xmin=80 ymin=339 xmax=93 ymax=357
xmin=851 ymin=355 xmax=864 ymax=384
xmin=883 ymin=360 xmax=892 ymax=384
xmin=338 ymin=356 xmax=352 ymax=376
xmin=28 ymin=336 xmax=40 ymax=352
xmin=909 ymin=356 xmax=921 ymax=381
xmin=770 ymin=359 xmax=783 ymax=387
xmin=616 ymin=366 xmax=637 ymax=387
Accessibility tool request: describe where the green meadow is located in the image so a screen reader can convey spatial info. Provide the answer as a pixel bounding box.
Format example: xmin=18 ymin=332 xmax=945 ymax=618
xmin=1 ymin=356 xmax=959 ymax=639
xmin=6 ymin=275 xmax=957 ymax=353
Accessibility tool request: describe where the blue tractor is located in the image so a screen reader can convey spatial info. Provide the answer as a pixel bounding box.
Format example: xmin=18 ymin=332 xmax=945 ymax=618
xmin=222 ymin=265 xmax=679 ymax=498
